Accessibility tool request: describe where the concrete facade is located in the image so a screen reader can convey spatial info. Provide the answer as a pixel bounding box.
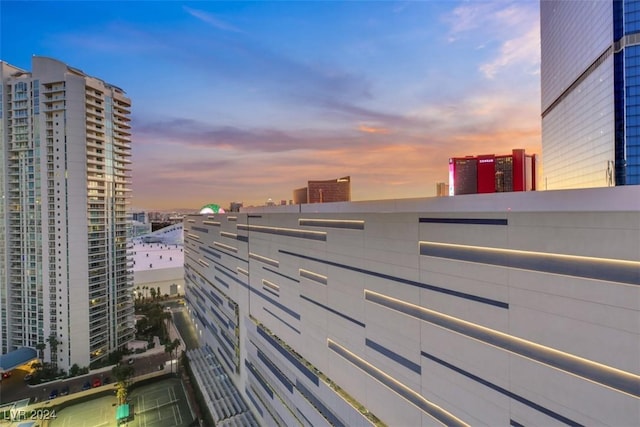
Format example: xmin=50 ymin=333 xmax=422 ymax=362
xmin=184 ymin=186 xmax=640 ymax=426
xmin=132 ymin=224 xmax=184 ymax=299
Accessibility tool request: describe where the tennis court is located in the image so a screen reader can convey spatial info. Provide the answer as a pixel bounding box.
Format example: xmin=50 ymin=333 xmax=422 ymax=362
xmin=127 ymin=377 xmax=193 ymax=427
xmin=50 ymin=377 xmax=192 ymax=427
xmin=50 ymin=395 xmax=116 ymax=427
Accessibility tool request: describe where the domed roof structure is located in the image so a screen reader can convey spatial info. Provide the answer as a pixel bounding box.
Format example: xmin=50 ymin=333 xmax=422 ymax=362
xmin=199 ymin=203 xmax=225 ymax=214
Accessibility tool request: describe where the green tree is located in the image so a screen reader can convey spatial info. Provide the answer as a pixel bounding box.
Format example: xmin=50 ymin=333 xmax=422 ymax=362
xmin=149 ymin=287 xmax=156 ymax=300
xmin=35 ymin=342 xmax=46 ymax=361
xmin=164 ymin=338 xmax=181 ymax=374
xmin=164 ymin=309 xmax=172 ymax=326
xmin=112 ymin=364 xmax=135 ymax=404
xmin=69 ymin=363 xmax=80 ymax=377
xmin=46 ymin=333 xmax=59 ymax=370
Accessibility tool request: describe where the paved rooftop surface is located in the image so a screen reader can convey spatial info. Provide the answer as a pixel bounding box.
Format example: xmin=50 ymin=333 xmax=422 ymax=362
xmin=132 ymin=241 xmax=184 ymax=272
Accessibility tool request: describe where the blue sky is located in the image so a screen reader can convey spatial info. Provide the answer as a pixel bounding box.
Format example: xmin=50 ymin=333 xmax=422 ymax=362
xmin=1 ymin=0 xmax=541 ymax=209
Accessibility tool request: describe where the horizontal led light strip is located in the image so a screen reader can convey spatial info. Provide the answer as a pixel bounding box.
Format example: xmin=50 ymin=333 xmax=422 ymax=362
xmin=327 ymin=338 xmax=469 ymax=427
xmin=214 ymin=241 xmax=238 ymax=253
xmin=365 ymin=290 xmax=640 ymax=398
xmin=420 ymin=241 xmax=640 ymax=285
xmin=421 ymin=351 xmax=583 ymax=426
xmin=280 ymin=249 xmax=507 ymax=308
xmin=299 ymin=218 xmax=365 ymax=230
xmin=249 ymin=252 xmax=280 ymax=267
xmin=299 ymin=269 xmax=327 ymax=285
xmin=261 ymin=279 xmax=280 ymax=292
xmin=238 ymin=224 xmax=327 ymax=241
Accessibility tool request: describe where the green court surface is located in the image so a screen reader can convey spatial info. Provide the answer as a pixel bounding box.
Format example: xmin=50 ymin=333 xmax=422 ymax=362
xmin=50 ymin=378 xmax=193 ymax=427
xmin=128 ymin=378 xmax=193 ymax=427
xmin=50 ymin=395 xmax=116 ymax=427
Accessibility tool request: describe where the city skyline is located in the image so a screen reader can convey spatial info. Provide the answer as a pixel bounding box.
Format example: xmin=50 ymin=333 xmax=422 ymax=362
xmin=1 ymin=0 xmax=542 ymax=209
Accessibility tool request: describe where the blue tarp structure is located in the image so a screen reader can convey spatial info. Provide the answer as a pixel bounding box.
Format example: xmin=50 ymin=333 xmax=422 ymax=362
xmin=0 ymin=347 xmax=37 ymax=371
xmin=116 ymin=404 xmax=131 ymax=424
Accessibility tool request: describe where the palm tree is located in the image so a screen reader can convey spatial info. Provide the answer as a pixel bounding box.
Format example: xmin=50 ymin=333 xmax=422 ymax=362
xmin=149 ymin=287 xmax=156 ymax=300
xmin=46 ymin=334 xmax=59 ymax=370
xmin=164 ymin=338 xmax=181 ymax=374
xmin=112 ymin=364 xmax=135 ymax=404
xmin=164 ymin=310 xmax=172 ymax=327
xmin=35 ymin=342 xmax=46 ymax=361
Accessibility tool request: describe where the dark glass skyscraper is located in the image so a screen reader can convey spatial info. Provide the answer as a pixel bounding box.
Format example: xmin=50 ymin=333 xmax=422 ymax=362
xmin=541 ymin=0 xmax=640 ymax=189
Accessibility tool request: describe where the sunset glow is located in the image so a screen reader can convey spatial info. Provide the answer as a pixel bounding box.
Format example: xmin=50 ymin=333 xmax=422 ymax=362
xmin=1 ymin=1 xmax=542 ymax=209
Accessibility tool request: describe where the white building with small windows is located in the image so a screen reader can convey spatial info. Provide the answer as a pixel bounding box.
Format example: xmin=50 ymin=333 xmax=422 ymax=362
xmin=184 ymin=186 xmax=640 ymax=426
xmin=0 ymin=57 xmax=134 ymax=370
xmin=132 ymin=223 xmax=184 ymax=299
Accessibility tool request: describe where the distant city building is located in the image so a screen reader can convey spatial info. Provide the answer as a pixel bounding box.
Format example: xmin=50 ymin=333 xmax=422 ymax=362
xmin=184 ymin=186 xmax=640 ymax=426
xmin=541 ymin=0 xmax=640 ymax=188
xmin=292 ymin=187 xmax=308 ymax=204
xmin=229 ymin=202 xmax=243 ymax=212
xmin=0 ymin=57 xmax=134 ymax=369
xmin=132 ymin=223 xmax=184 ymax=300
xmin=129 ymin=211 xmax=150 ymax=237
xmin=449 ymin=149 xmax=537 ymax=196
xmin=148 ymin=211 xmax=163 ymax=221
xmin=293 ymin=176 xmax=351 ymax=204
xmin=436 ymin=182 xmax=448 ymax=197
xmin=131 ymin=211 xmax=147 ymax=223
xmin=130 ymin=220 xmax=152 ymax=237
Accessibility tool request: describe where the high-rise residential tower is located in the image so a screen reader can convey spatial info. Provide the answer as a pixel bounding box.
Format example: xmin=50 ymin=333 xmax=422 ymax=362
xmin=0 ymin=57 xmax=134 ymax=370
xmin=541 ymin=0 xmax=640 ymax=189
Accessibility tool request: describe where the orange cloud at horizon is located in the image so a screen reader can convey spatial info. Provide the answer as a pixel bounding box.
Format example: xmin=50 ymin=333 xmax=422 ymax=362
xmin=357 ymin=124 xmax=392 ymax=134
xmin=131 ymin=121 xmax=543 ymax=210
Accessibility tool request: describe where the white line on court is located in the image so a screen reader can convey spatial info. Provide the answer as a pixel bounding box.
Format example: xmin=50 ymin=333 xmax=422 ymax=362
xmin=170 ymin=386 xmax=183 ymax=425
xmin=171 ymin=399 xmax=178 ymax=425
xmin=141 ymin=393 xmax=147 ymax=427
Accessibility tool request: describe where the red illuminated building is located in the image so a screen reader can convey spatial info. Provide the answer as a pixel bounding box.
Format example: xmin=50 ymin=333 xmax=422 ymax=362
xmin=448 ymin=149 xmax=537 ymax=196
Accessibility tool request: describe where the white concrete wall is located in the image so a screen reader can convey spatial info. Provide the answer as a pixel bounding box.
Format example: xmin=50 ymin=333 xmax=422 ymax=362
xmin=134 ymin=267 xmax=184 ymax=297
xmin=186 ymin=187 xmax=640 ymax=426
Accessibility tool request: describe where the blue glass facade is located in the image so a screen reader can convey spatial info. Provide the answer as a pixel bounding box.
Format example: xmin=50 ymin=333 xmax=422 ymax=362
xmin=623 ymin=45 xmax=640 ymax=183
xmin=542 ymin=0 xmax=640 ymax=187
xmin=619 ymin=0 xmax=640 ymax=184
